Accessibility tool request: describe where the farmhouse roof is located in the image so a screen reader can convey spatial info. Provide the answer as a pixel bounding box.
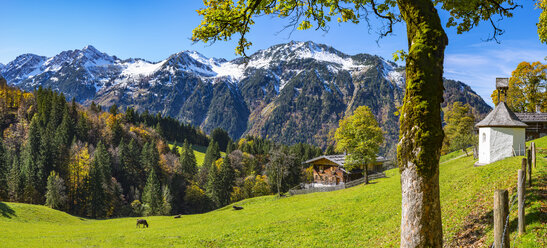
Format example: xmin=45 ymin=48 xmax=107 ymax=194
xmin=475 ymin=102 xmax=528 ymax=128
xmin=304 ymin=154 xmax=389 ymax=167
xmin=515 ymin=112 xmax=547 ymax=123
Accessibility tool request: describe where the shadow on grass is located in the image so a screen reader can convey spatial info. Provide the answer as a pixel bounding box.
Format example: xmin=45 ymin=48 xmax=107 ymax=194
xmin=0 ymin=202 xmax=16 ymax=218
xmin=449 ymin=208 xmax=494 ymax=247
xmin=508 ymin=170 xmax=547 ymax=231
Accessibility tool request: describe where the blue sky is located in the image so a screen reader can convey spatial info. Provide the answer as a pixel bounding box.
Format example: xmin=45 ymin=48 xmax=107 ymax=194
xmin=1 ymin=0 xmax=545 ymax=105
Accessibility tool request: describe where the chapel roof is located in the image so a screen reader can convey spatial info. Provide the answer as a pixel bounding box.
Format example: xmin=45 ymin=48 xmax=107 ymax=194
xmin=475 ymin=102 xmax=528 ymax=128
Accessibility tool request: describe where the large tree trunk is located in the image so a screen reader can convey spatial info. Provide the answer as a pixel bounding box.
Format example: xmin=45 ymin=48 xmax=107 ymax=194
xmin=396 ymin=0 xmax=448 ymax=247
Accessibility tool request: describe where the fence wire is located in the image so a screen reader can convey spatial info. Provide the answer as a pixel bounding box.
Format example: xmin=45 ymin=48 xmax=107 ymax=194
xmin=491 ymin=191 xmax=519 ymax=248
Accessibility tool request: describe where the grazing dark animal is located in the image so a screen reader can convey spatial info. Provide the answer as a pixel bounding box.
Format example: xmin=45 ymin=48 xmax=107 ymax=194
xmin=233 ymin=205 xmax=243 ymax=210
xmin=136 ymin=219 xmax=149 ymax=228
xmin=174 ymin=214 xmax=181 ymax=219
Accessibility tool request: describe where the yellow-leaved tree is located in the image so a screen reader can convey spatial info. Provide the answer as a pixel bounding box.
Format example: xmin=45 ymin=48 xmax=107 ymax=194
xmin=442 ymin=102 xmax=476 ymax=156
xmin=67 ymin=142 xmax=91 ymax=214
xmin=334 ymin=105 xmax=383 ymax=184
xmin=491 ymin=61 xmax=547 ymax=112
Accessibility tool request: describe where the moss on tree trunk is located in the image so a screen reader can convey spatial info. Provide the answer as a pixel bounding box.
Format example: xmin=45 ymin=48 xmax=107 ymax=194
xmin=397 ymin=0 xmax=447 ymax=247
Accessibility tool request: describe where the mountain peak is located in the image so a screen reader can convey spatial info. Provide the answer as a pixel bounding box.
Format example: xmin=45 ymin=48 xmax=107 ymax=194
xmin=79 ymin=45 xmax=108 ymax=58
xmin=82 ymin=45 xmax=98 ymax=52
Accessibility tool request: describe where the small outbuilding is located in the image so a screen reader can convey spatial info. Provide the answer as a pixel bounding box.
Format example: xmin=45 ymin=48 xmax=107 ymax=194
xmin=475 ymin=78 xmax=527 ymax=165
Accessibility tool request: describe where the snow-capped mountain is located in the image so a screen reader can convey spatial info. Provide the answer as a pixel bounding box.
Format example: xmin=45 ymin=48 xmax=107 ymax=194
xmin=1 ymin=41 xmax=490 ymax=155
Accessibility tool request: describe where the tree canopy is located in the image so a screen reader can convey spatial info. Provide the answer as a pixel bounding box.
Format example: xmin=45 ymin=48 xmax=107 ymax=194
xmin=442 ymin=102 xmax=476 ymax=156
xmin=192 ymin=0 xmax=525 ymax=56
xmin=335 ymin=106 xmax=383 ymax=170
xmin=491 ymin=61 xmax=546 ymax=112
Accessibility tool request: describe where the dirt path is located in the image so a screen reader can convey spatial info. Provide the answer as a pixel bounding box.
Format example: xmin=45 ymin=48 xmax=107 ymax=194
xmin=440 ymin=154 xmax=467 ymax=164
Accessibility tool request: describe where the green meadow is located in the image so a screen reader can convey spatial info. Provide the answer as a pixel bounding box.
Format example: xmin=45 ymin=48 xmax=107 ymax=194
xmin=1 ymin=137 xmax=545 ymax=247
xmin=169 ymin=143 xmax=226 ymax=166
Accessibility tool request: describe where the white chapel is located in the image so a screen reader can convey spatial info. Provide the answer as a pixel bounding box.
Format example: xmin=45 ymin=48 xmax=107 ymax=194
xmin=475 ymin=78 xmax=527 ymax=165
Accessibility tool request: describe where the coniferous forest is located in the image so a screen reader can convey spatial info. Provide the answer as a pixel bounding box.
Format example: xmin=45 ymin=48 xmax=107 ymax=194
xmin=0 ymin=80 xmax=324 ymax=218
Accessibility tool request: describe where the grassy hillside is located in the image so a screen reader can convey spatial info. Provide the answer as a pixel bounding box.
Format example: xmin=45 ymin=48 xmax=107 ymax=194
xmin=168 ymin=144 xmax=226 ymax=166
xmin=2 ymin=142 xmax=545 ymax=247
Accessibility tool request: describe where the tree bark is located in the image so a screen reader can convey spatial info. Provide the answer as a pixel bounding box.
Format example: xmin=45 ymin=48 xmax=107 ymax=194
xmin=397 ymin=0 xmax=448 ymax=247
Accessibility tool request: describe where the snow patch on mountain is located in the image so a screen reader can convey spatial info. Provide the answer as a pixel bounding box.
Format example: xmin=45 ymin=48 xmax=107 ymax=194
xmin=2 ymin=41 xmax=406 ymax=98
xmin=121 ymin=60 xmax=165 ymax=77
xmin=210 ymin=62 xmax=244 ymax=80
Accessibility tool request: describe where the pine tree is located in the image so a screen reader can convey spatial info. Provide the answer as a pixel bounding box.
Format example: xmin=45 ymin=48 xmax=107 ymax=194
xmin=217 ymin=157 xmax=235 ymax=206
xmin=109 ymin=104 xmax=119 ymax=115
xmin=94 ymin=142 xmax=112 ymax=183
xmin=75 ymin=112 xmax=89 ymax=142
xmin=88 ymin=142 xmax=113 ymax=218
xmin=180 ymin=140 xmax=197 ymax=177
xmin=199 ymin=141 xmax=220 ymax=187
xmin=141 ymin=142 xmax=160 ymax=177
xmin=108 ymin=113 xmax=123 ymax=147
xmin=0 ymin=139 xmax=7 ymax=200
xmin=226 ymin=140 xmax=235 ymax=155
xmin=53 ymin=107 xmax=74 ymax=177
xmin=21 ymin=116 xmax=43 ymax=203
xmin=211 ymin=128 xmax=231 ymax=152
xmin=39 ymin=125 xmax=55 ymax=193
xmin=202 ymin=141 xmax=220 ymax=168
xmin=171 ymin=141 xmax=196 ymax=214
xmin=127 ymin=139 xmax=144 ymax=189
xmin=115 ymin=139 xmax=129 ymax=191
xmin=142 ymin=168 xmax=162 ymax=216
xmin=205 ymin=159 xmax=220 ymax=206
xmin=88 ymin=154 xmax=107 ymax=218
xmin=325 ymin=145 xmax=336 ymax=155
xmin=7 ymin=155 xmax=23 ymax=202
xmin=45 ymin=171 xmax=67 ymax=210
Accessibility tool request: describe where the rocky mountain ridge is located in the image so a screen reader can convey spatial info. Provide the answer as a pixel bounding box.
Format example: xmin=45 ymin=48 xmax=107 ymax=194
xmin=0 ymin=41 xmax=491 ymax=156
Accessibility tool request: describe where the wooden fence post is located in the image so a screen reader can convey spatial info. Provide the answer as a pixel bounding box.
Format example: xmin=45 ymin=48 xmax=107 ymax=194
xmin=494 ymin=189 xmax=510 ymax=248
xmin=518 ymin=169 xmax=525 ymax=235
xmin=521 ymin=158 xmax=527 ymax=186
xmin=527 ymin=149 xmax=532 ymax=187
xmin=531 ymin=142 xmax=536 ymax=169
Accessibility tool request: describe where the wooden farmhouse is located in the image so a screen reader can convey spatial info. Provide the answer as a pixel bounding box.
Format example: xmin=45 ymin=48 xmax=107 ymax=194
xmin=515 ymin=111 xmax=547 ymax=141
xmin=304 ymin=154 xmax=389 ymax=185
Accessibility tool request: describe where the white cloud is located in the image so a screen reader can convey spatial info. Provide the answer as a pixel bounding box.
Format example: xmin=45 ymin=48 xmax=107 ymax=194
xmin=444 ymin=43 xmax=546 ymax=106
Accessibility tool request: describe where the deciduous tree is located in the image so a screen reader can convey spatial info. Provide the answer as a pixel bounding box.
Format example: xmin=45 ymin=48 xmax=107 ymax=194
xmin=335 ymin=105 xmax=383 ymax=184
xmin=68 ymin=141 xmax=91 ymax=214
xmin=161 ymin=185 xmax=173 ymax=215
xmin=491 ymin=61 xmax=546 ymax=112
xmin=443 ymin=102 xmax=476 ymax=156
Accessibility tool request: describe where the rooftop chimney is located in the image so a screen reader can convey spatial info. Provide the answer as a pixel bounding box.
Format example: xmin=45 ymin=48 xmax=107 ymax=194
xmin=496 ymin=78 xmax=509 ymax=105
xmin=537 ymin=104 xmax=541 ymax=113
